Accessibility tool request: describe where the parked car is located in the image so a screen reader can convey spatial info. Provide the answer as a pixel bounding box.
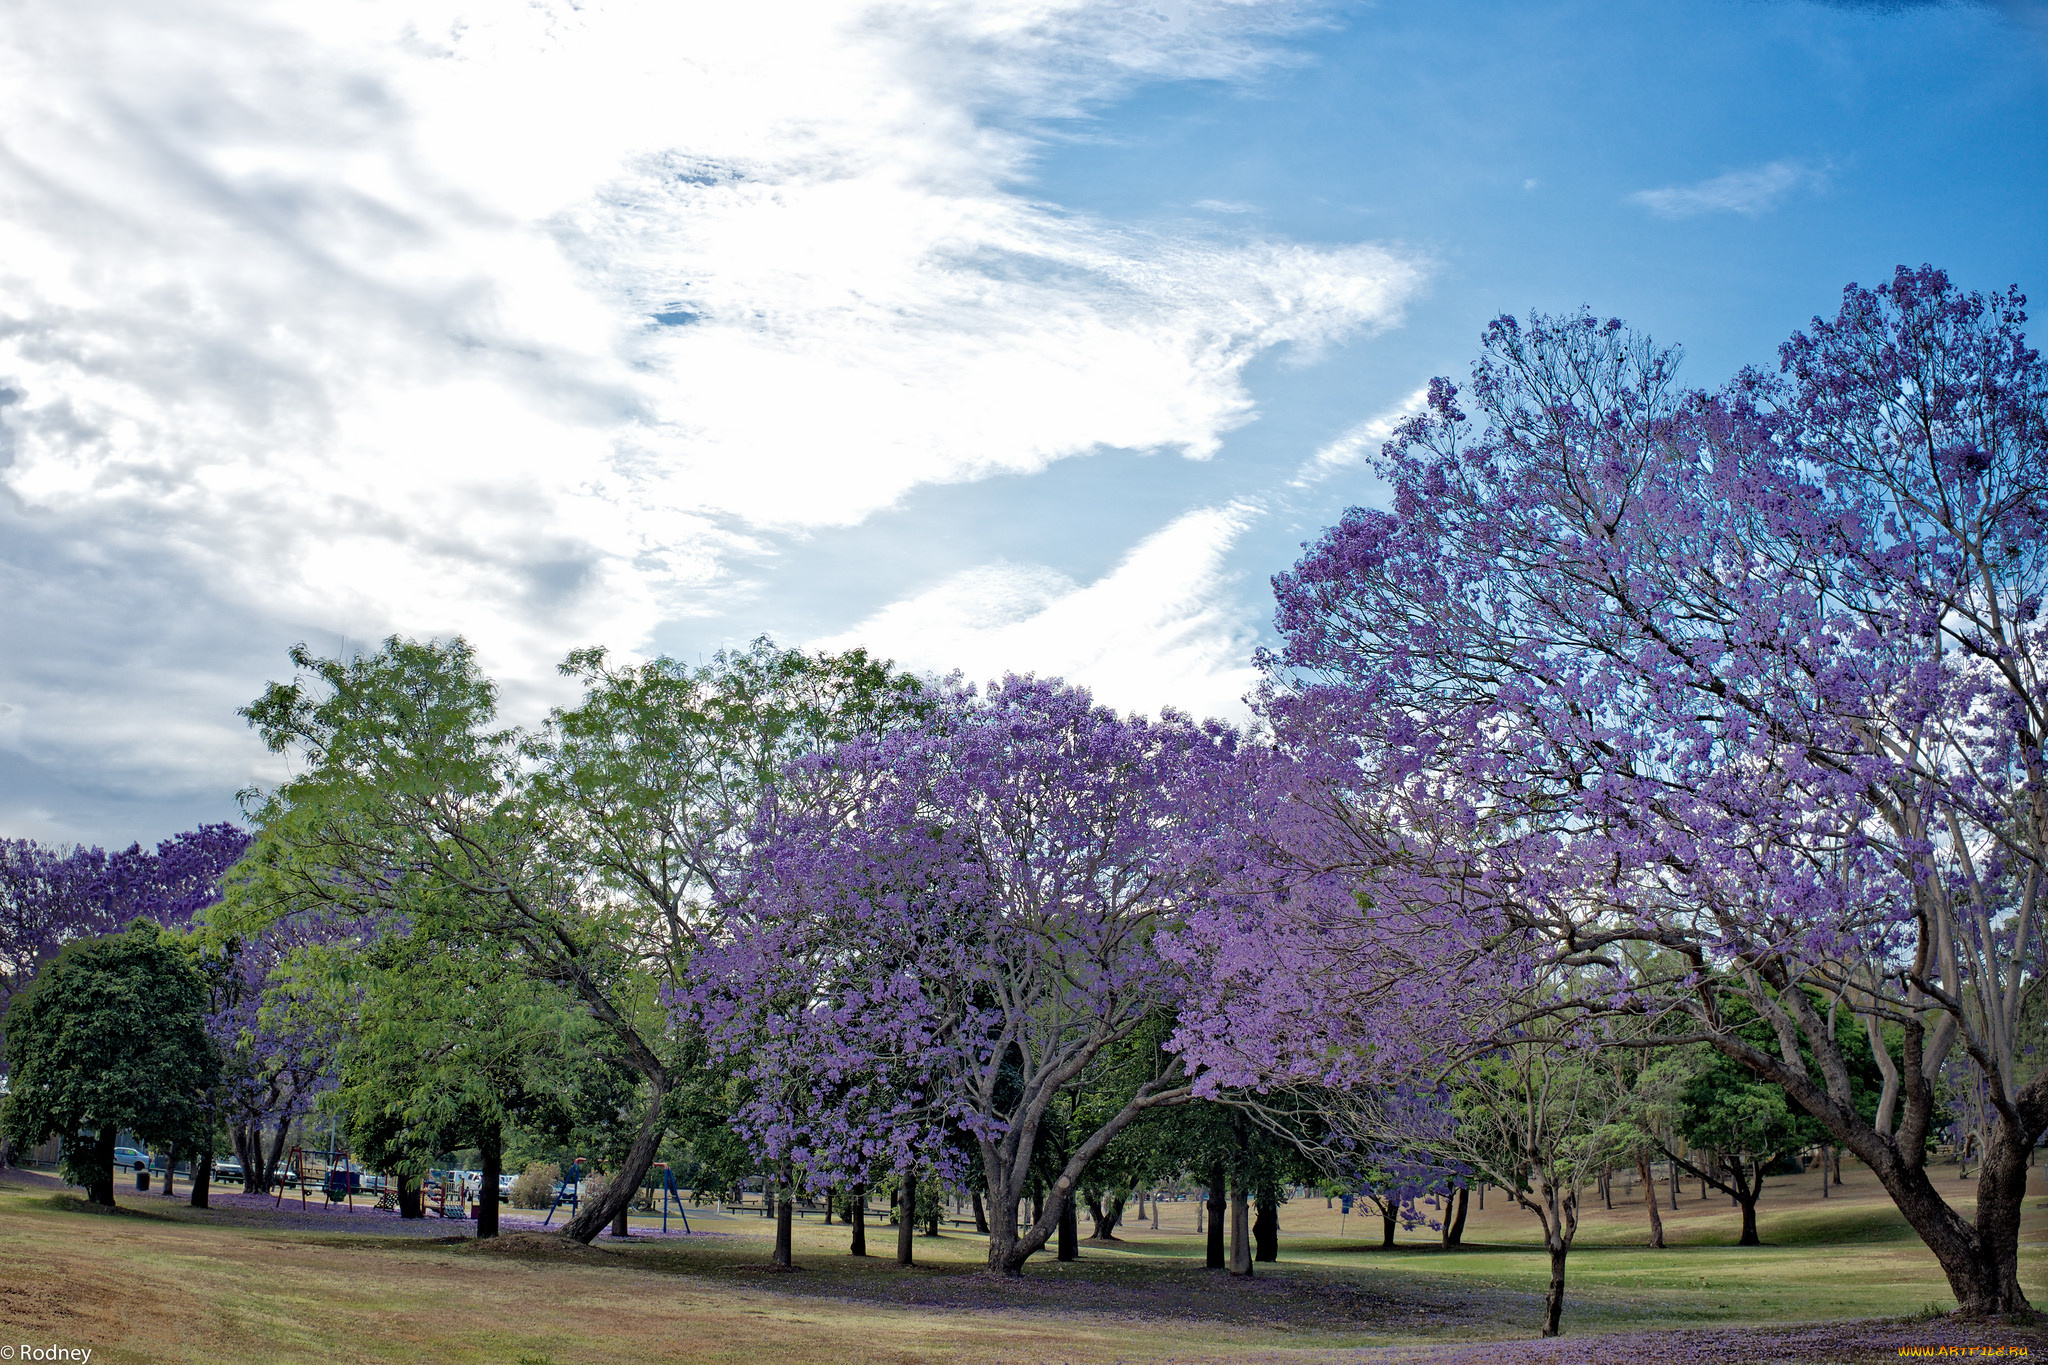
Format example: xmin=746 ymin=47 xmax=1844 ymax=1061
xmin=212 ymin=1158 xmax=245 ymax=1183
xmin=112 ymin=1146 xmax=149 ymax=1173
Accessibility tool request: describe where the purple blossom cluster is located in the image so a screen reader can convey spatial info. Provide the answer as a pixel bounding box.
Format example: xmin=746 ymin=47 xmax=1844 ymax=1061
xmin=1159 ymin=267 xmax=2048 ymax=1317
xmin=689 ymin=674 xmax=1240 ymax=1272
xmin=0 ymin=823 xmax=248 ymax=1014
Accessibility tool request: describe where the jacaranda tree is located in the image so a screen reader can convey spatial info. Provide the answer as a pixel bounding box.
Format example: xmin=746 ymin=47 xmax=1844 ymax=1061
xmin=1172 ymin=267 xmax=2048 ymax=1315
xmin=695 ymin=676 xmax=1238 ymax=1276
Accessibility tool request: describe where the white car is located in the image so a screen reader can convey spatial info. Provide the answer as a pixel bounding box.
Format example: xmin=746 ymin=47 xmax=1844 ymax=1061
xmin=112 ymin=1146 xmax=149 ymax=1173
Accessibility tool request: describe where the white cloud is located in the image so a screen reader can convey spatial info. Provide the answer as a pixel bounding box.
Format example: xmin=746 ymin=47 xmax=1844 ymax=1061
xmin=1291 ymin=385 xmax=1430 ymax=487
xmin=824 ymin=503 xmax=1263 ymax=721
xmin=0 ymin=0 xmax=1424 ymax=831
xmin=1628 ymin=160 xmax=1825 ymax=220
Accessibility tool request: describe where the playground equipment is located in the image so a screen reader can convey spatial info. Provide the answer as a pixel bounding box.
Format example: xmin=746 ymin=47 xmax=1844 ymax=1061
xmin=273 ymin=1147 xmax=363 ymax=1211
xmin=274 ymin=1148 xmax=309 ymax=1211
xmin=423 ymin=1168 xmax=475 ymax=1219
xmin=651 ymin=1163 xmax=691 ymax=1234
xmin=322 ymin=1159 xmax=362 ymax=1207
xmin=541 ymin=1157 xmax=587 ymax=1228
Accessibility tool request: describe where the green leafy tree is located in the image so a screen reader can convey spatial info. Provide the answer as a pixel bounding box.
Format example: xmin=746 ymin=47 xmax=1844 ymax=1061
xmin=305 ymin=926 xmax=594 ymax=1235
xmin=1 ymin=923 xmax=218 ymax=1205
xmin=231 ymin=634 xmax=925 ymax=1245
xmin=1668 ymin=1051 xmax=1814 ymax=1247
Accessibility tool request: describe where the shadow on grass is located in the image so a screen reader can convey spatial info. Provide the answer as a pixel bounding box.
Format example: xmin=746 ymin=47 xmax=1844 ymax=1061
xmin=38 ymin=1192 xmax=180 ymax=1221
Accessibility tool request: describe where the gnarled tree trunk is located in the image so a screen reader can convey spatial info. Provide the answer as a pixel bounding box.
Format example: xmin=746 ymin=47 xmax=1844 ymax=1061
xmin=1542 ymin=1238 xmax=1568 ymax=1338
xmin=562 ymin=1072 xmax=669 ymax=1245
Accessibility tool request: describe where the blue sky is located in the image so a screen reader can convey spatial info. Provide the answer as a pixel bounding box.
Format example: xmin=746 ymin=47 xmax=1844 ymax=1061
xmin=1 ymin=0 xmax=2042 ymax=845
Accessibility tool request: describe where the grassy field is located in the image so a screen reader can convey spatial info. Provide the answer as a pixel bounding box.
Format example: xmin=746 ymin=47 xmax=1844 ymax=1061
xmin=2 ymin=1161 xmax=2045 ymax=1364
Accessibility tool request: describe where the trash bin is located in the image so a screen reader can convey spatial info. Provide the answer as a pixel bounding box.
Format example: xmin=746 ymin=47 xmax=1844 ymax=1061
xmin=137 ymin=1170 xmax=151 ymax=1192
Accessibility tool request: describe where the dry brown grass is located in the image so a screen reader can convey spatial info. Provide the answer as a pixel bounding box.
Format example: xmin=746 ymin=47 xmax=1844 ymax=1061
xmin=2 ymin=1159 xmax=2045 ymax=1364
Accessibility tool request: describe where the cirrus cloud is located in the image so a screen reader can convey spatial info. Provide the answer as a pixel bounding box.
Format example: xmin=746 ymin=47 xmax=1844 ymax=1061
xmin=0 ymin=0 xmax=1424 ymax=839
xmin=1628 ymin=159 xmax=1828 ymax=219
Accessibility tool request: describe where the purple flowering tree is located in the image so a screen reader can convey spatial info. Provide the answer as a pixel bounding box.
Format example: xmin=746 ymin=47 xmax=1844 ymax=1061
xmin=1175 ymin=267 xmax=2048 ymax=1315
xmin=0 ymin=841 xmax=115 ymax=1018
xmin=695 ymin=676 xmax=1238 ymax=1276
xmin=2 ymin=824 xmax=248 ymax=1035
xmin=198 ymin=913 xmax=348 ymax=1196
xmin=0 ymin=825 xmax=252 ymax=1182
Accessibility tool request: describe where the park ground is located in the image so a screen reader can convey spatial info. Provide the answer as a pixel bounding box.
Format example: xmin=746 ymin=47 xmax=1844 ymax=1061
xmin=2 ymin=1161 xmax=2046 ymax=1364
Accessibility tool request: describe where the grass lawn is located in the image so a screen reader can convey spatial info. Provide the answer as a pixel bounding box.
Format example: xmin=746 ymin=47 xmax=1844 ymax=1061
xmin=2 ymin=1162 xmax=2046 ymax=1364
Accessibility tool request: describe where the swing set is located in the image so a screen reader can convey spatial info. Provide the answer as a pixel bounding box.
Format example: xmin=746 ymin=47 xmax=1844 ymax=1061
xmin=541 ymin=1157 xmax=588 ymax=1228
xmin=272 ymin=1146 xmax=364 ymax=1212
xmin=538 ymin=1158 xmax=693 ymax=1234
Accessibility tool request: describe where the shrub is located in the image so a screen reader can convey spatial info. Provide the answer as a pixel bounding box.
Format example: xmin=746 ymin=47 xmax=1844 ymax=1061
xmin=510 ymin=1162 xmax=560 ymax=1209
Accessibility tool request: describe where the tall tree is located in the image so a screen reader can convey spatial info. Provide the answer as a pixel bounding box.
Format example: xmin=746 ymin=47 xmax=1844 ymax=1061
xmin=233 ymin=634 xmax=919 ymax=1245
xmin=1 ymin=923 xmax=218 ymax=1204
xmin=696 ymin=676 xmax=1237 ymax=1275
xmin=1174 ymin=267 xmax=2048 ymax=1314
xmin=0 ymin=824 xmax=246 ymax=1021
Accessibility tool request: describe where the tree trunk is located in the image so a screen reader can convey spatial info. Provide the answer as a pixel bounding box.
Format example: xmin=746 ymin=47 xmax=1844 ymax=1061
xmin=160 ymin=1143 xmax=179 ymax=1199
xmin=1088 ymin=1190 xmax=1126 ymax=1241
xmin=1637 ymin=1157 xmax=1664 ymax=1249
xmin=823 ymin=1187 xmax=833 ymax=1226
xmin=897 ymin=1174 xmax=916 ymax=1266
xmin=850 ymin=1184 xmax=867 ymax=1256
xmin=970 ymin=1186 xmax=986 ymax=1234
xmin=612 ymin=1197 xmax=630 ymax=1238
xmin=397 ymin=1173 xmax=423 ymax=1219
xmin=86 ymin=1125 xmax=117 ymax=1207
xmin=1057 ymin=1195 xmax=1077 ymax=1261
xmin=1227 ymin=1178 xmax=1252 ymax=1276
xmin=1380 ymin=1204 xmax=1397 ymax=1249
xmin=1601 ymin=1168 xmax=1612 ymax=1210
xmin=1542 ymin=1239 xmax=1568 ymax=1338
xmin=1737 ymin=1192 xmax=1759 ymax=1246
xmin=189 ymin=1150 xmax=212 ymax=1209
xmin=1205 ymin=1165 xmax=1226 ymax=1269
xmin=477 ymin=1126 xmax=501 ymax=1239
xmin=1668 ymin=1159 xmax=1678 ymax=1210
xmin=769 ymin=1159 xmax=795 ymax=1267
xmin=562 ymin=1076 xmax=669 ymax=1245
xmin=263 ymin=1120 xmax=291 ymax=1198
xmin=1447 ymin=1185 xmax=1470 ymax=1246
xmin=1253 ymin=1191 xmax=1278 ymax=1262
